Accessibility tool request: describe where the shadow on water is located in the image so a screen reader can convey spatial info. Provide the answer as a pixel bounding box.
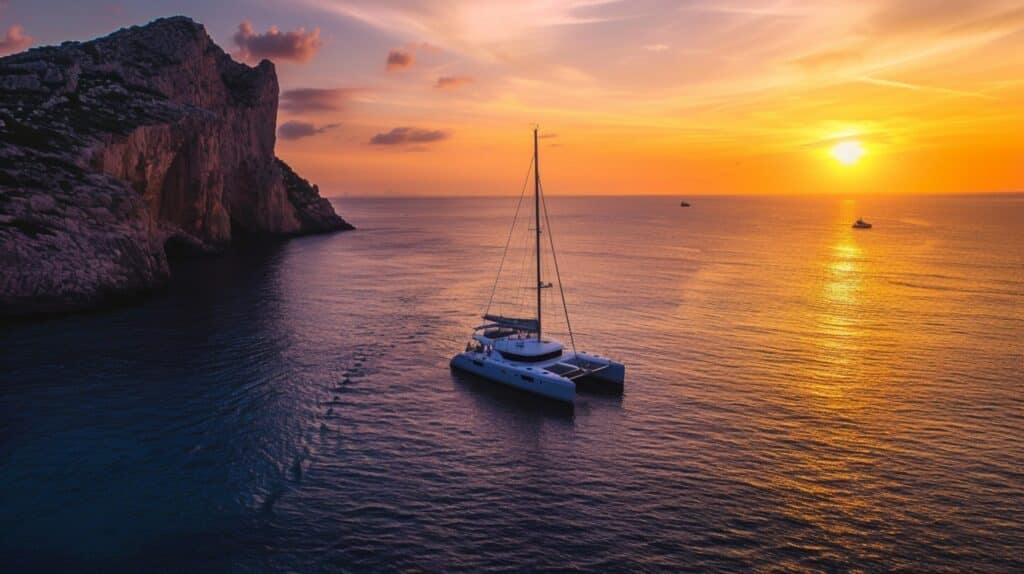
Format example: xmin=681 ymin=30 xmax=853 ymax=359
xmin=0 ymin=241 xmax=294 ymax=327
xmin=574 ymin=376 xmax=626 ymax=398
xmin=164 ymin=241 xmax=289 ymax=295
xmin=0 ymin=241 xmax=310 ymax=573
xmin=576 ymin=388 xmax=624 ymax=411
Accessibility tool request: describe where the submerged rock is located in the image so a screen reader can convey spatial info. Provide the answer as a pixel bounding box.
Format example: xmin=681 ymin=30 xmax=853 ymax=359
xmin=0 ymin=16 xmax=353 ymax=317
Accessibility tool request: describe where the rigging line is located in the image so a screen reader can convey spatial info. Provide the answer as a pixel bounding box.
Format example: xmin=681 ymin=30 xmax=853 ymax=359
xmin=484 ymin=154 xmax=534 ymax=317
xmin=508 ymin=202 xmax=532 ymax=312
xmin=538 ymin=180 xmax=578 ymax=359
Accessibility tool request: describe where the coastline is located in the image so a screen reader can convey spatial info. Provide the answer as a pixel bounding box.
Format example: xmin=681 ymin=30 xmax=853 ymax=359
xmin=0 ymin=17 xmax=353 ymax=319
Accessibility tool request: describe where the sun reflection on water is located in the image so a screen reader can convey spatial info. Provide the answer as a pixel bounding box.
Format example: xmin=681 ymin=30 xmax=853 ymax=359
xmin=803 ymin=203 xmax=874 ymax=402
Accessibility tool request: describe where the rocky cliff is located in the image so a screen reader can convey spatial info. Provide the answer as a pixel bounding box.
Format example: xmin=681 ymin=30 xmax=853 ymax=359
xmin=0 ymin=16 xmax=352 ymax=317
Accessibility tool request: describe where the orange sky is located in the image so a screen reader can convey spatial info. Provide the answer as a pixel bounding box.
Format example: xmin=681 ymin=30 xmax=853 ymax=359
xmin=10 ymin=0 xmax=1024 ymax=195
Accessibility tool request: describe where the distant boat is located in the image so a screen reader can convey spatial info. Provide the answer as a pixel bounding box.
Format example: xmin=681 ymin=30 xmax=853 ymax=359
xmin=449 ymin=128 xmax=625 ymax=404
xmin=852 ymin=218 xmax=872 ymax=229
xmin=680 ymin=201 xmax=690 ymax=207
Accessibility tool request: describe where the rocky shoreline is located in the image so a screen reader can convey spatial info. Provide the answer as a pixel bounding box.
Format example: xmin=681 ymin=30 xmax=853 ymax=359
xmin=0 ymin=17 xmax=352 ymax=318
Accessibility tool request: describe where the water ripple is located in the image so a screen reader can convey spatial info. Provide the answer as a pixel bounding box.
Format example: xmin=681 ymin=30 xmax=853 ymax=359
xmin=1 ymin=195 xmax=1022 ymax=572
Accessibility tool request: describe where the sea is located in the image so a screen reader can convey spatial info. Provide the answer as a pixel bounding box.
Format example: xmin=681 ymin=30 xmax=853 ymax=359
xmin=1 ymin=194 xmax=1021 ymax=572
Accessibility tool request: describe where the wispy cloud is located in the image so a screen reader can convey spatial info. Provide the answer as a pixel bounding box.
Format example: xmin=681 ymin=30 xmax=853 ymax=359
xmin=232 ymin=20 xmax=322 ymax=63
xmin=278 ymin=121 xmax=341 ymax=140
xmin=947 ymin=4 xmax=1024 ymax=36
xmin=854 ymin=75 xmax=999 ymax=100
xmin=435 ymin=76 xmax=472 ymax=89
xmin=311 ymin=0 xmax=638 ymax=55
xmin=677 ymin=2 xmax=809 ymax=17
xmin=369 ymin=127 xmax=448 ymax=145
xmin=869 ymin=0 xmax=989 ymax=35
xmin=281 ymin=87 xmax=362 ymax=113
xmin=799 ymin=127 xmax=894 ymax=150
xmin=790 ymin=47 xmax=863 ymax=71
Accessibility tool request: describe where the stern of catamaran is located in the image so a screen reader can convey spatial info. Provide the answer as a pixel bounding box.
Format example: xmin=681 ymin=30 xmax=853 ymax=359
xmin=557 ymin=351 xmax=625 ymax=393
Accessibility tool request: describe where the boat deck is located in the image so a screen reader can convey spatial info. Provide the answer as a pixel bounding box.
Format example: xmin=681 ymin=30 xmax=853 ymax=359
xmin=547 ymin=359 xmax=611 ymax=380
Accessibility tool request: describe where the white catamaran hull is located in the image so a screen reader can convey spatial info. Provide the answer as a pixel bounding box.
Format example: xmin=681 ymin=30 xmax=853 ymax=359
xmin=450 ymin=350 xmax=624 ymax=404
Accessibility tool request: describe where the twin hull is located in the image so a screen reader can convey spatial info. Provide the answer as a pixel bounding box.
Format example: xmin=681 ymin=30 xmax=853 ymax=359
xmin=450 ymin=351 xmax=624 ymax=404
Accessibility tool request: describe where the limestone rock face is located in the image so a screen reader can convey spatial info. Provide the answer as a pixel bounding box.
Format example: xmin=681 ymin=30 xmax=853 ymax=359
xmin=276 ymin=158 xmax=353 ymax=234
xmin=0 ymin=16 xmax=352 ymax=317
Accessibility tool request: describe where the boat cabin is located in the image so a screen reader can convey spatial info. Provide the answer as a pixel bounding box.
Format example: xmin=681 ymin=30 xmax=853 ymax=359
xmin=471 ymin=314 xmax=565 ymax=362
xmin=494 ymin=337 xmax=564 ymax=362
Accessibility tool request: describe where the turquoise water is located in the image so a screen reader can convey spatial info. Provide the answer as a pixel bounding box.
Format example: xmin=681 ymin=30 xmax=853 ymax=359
xmin=1 ymin=194 xmax=1021 ymax=572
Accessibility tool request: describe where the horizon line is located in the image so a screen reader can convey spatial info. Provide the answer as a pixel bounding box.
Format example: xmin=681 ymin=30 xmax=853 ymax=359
xmin=324 ymin=190 xmax=1024 ymax=200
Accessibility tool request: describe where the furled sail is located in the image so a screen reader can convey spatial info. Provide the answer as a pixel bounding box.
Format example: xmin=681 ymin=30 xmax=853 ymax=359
xmin=481 ymin=314 xmax=539 ymax=332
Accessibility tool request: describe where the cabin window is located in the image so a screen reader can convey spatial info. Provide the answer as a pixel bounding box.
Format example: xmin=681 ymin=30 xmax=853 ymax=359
xmin=496 ymin=349 xmax=563 ymax=362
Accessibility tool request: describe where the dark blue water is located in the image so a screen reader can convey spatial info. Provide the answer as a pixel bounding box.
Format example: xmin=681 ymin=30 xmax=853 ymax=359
xmin=2 ymin=195 xmax=1022 ymax=572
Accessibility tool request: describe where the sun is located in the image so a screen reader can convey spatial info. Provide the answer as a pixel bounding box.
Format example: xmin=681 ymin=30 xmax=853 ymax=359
xmin=831 ymin=141 xmax=865 ymax=165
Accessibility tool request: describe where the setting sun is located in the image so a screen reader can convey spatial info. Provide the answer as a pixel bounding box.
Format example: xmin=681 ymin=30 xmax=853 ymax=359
xmin=831 ymin=141 xmax=865 ymax=165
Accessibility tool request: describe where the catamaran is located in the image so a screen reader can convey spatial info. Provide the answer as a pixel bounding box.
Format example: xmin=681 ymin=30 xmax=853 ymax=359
xmin=450 ymin=128 xmax=625 ymax=403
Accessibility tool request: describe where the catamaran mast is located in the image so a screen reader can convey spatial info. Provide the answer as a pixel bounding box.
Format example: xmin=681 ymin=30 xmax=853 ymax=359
xmin=534 ymin=127 xmax=542 ymax=341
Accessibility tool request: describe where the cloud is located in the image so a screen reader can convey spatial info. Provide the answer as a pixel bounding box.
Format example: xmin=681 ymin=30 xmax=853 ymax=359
xmin=678 ymin=3 xmax=806 ymax=17
xmin=435 ymin=76 xmax=472 ymax=89
xmin=0 ymin=25 xmax=32 ymax=55
xmin=278 ymin=121 xmax=341 ymax=140
xmin=280 ymin=88 xmax=361 ymax=113
xmin=790 ymin=47 xmax=863 ymax=71
xmin=369 ymin=127 xmax=448 ymax=145
xmin=869 ymin=0 xmax=977 ymax=33
xmin=538 ymin=133 xmax=558 ymax=139
xmin=386 ymin=50 xmax=414 ymax=70
xmin=854 ymin=76 xmax=998 ymax=100
xmin=232 ymin=20 xmax=322 ymax=63
xmin=947 ymin=5 xmax=1024 ymax=36
xmin=319 ymin=1 xmax=636 ymax=57
xmin=386 ymin=42 xmax=442 ymax=71
xmin=800 ymin=130 xmax=893 ymax=150
xmin=867 ymin=0 xmax=1024 ymax=37
xmin=643 ymin=44 xmax=669 ymax=52
xmin=787 ymin=2 xmax=1024 ymax=75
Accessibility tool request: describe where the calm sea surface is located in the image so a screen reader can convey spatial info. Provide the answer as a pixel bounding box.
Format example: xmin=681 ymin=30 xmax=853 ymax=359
xmin=2 ymin=194 xmax=1022 ymax=572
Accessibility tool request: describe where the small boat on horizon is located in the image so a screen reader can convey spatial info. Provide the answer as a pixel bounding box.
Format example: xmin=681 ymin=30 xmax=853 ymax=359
xmin=852 ymin=218 xmax=872 ymax=229
xmin=450 ymin=129 xmax=625 ymax=404
xmin=680 ymin=201 xmax=690 ymax=207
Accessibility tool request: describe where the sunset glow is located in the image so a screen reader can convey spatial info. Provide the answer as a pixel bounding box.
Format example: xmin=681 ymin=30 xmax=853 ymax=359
xmin=8 ymin=0 xmax=1024 ymax=195
xmin=3 ymin=2 xmax=1023 ymax=570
